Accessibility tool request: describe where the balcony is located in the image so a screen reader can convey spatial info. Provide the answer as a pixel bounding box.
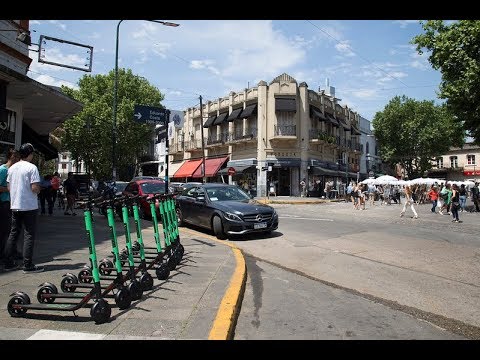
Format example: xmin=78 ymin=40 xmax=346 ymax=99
xmin=207 ymin=132 xmax=232 ymax=147
xmin=230 ymin=127 xmax=258 ymax=143
xmin=184 ymin=139 xmax=203 ymax=152
xmin=272 ymin=125 xmax=297 ymax=144
xmin=169 ymin=142 xmax=184 ymax=154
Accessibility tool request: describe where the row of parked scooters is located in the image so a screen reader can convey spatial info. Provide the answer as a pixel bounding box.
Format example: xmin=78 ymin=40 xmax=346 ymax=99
xmin=7 ymin=193 xmax=183 ymax=324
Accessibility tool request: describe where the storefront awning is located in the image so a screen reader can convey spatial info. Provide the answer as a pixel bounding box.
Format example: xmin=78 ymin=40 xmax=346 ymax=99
xmin=192 ymin=156 xmax=229 ymax=178
xmin=159 ymin=160 xmax=185 ymax=177
xmin=212 ymin=112 xmax=228 ymax=126
xmin=311 ymin=166 xmax=339 ymax=176
xmin=173 ymin=159 xmax=202 ymax=178
xmin=203 ymin=115 xmax=216 ymax=128
xmin=3 ymin=65 xmax=83 ymax=136
xmin=310 ymin=105 xmax=326 ymax=121
xmin=22 ymin=123 xmax=58 ymax=160
xmin=325 ymin=113 xmax=339 ymax=127
xmin=337 ymin=118 xmax=350 ymax=130
xmin=275 ymin=98 xmax=296 ymax=112
xmin=218 ymin=164 xmax=256 ymax=175
xmin=239 ymin=103 xmax=257 ymax=119
xmin=227 ymin=108 xmax=243 ymax=122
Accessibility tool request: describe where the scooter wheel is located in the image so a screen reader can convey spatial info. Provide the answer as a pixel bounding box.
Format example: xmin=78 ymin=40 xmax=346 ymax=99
xmin=98 ymin=259 xmax=113 ymax=276
xmin=139 ymin=272 xmax=154 ymax=291
xmin=114 ymin=287 xmax=132 ymax=310
xmin=8 ymin=294 xmax=29 ymax=317
xmin=78 ymin=267 xmax=93 ymax=283
xmin=90 ymin=299 xmax=111 ymax=324
xmin=155 ymin=263 xmax=170 ymax=280
xmin=37 ymin=283 xmax=58 ymax=303
xmin=132 ymin=241 xmax=141 ymax=252
xmin=61 ymin=273 xmax=78 ymax=292
xmin=128 ymin=280 xmax=143 ymax=301
xmin=167 ymin=255 xmax=177 ymax=271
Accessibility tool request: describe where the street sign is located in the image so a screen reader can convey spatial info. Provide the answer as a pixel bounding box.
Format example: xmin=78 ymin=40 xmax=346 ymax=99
xmin=133 ymin=105 xmax=169 ymax=125
xmin=227 ymin=167 xmax=236 ymax=176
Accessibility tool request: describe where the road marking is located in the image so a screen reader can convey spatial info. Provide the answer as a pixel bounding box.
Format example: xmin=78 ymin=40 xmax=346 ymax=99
xmin=27 ymin=329 xmax=106 ymax=340
xmin=279 ymin=216 xmax=333 ymax=221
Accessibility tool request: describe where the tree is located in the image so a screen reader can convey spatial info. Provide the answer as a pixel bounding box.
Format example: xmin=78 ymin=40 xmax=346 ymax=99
xmin=412 ymin=20 xmax=480 ymax=144
xmin=61 ymin=68 xmax=164 ymax=180
xmin=372 ymin=96 xmax=464 ymax=179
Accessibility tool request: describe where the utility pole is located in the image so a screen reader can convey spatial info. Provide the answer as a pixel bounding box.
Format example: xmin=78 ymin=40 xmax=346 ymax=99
xmin=199 ymin=95 xmax=206 ymax=183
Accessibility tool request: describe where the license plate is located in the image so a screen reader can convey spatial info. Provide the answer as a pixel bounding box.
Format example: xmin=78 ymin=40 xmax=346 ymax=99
xmin=254 ymin=222 xmax=267 ymax=229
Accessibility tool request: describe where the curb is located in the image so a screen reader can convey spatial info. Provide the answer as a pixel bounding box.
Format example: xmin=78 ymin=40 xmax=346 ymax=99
xmin=181 ymin=229 xmax=247 ymax=340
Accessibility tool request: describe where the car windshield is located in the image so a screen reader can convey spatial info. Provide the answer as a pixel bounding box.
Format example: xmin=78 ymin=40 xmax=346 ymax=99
xmin=115 ymin=182 xmax=128 ymax=192
xmin=141 ymin=182 xmax=166 ymax=194
xmin=206 ymin=186 xmax=250 ymax=202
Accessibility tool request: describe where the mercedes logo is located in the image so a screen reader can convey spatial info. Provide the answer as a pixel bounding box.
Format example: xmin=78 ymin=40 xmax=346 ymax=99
xmin=256 ymin=214 xmax=263 ymax=222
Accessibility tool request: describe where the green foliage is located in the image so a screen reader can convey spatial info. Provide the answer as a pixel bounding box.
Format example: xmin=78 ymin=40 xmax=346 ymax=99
xmin=372 ymin=95 xmax=465 ymax=179
xmin=60 ymin=69 xmax=164 ymax=180
xmin=412 ymin=20 xmax=480 ymax=143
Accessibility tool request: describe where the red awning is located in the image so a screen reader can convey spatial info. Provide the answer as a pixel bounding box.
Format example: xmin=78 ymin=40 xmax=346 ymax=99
xmin=173 ymin=159 xmax=202 ymax=178
xmin=192 ymin=156 xmax=229 ymax=178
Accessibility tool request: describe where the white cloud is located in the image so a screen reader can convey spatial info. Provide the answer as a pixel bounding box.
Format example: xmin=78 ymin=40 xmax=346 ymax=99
xmin=48 ymin=20 xmax=67 ymax=30
xmin=32 ymin=74 xmax=78 ymax=89
xmin=410 ymin=60 xmax=428 ymax=70
xmin=189 ymin=59 xmax=220 ymax=76
xmin=335 ymin=41 xmax=356 ymax=57
xmin=377 ymin=71 xmax=408 ymax=83
xmin=134 ymin=50 xmax=149 ymax=64
xmin=88 ymin=32 xmax=101 ymax=39
xmin=30 ymin=20 xmax=41 ymax=25
xmin=392 ymin=20 xmax=419 ymax=28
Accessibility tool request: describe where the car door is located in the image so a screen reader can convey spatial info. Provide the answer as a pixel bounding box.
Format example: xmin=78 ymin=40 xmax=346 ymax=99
xmin=190 ymin=186 xmax=210 ymax=227
xmin=178 ymin=186 xmax=198 ymax=225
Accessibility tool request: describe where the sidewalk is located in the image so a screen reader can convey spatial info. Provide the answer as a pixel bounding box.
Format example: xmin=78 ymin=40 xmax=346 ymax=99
xmin=255 ymin=196 xmax=345 ymax=205
xmin=0 ymin=207 xmax=243 ymax=340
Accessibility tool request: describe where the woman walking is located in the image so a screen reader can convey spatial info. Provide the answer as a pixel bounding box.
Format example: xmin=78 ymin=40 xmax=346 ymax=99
xmin=450 ymin=184 xmax=462 ymax=223
xmin=400 ymin=185 xmax=418 ymax=219
xmin=458 ymin=184 xmax=467 ymax=212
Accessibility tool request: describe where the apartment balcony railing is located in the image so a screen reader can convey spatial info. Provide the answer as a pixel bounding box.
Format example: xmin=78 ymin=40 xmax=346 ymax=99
xmin=274 ymin=125 xmax=296 ymax=137
xmin=184 ymin=139 xmax=203 ymax=151
xmin=207 ymin=132 xmax=232 ymax=146
xmin=169 ymin=142 xmax=184 ymax=154
xmin=231 ymin=127 xmax=257 ymax=142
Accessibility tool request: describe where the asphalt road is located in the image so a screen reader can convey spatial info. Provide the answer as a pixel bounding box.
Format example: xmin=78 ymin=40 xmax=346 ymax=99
xmin=227 ymin=201 xmax=480 ymax=339
xmin=235 ymin=255 xmax=463 ymax=339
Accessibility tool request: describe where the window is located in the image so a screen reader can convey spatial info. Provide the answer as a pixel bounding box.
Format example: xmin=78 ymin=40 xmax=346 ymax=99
xmin=62 ymin=154 xmax=68 ymax=160
xmin=61 ymin=164 xmax=66 ymax=169
xmin=467 ymin=154 xmax=476 ymax=165
xmin=366 ymin=142 xmax=370 ymax=155
xmin=450 ymin=156 xmax=458 ymax=168
xmin=436 ymin=158 xmax=443 ymax=169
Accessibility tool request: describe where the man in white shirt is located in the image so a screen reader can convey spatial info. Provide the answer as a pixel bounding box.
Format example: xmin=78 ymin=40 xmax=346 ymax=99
xmin=3 ymin=143 xmax=43 ymax=273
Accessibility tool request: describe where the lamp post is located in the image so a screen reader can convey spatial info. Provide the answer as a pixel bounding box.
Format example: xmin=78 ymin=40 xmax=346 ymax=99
xmin=112 ymin=20 xmax=179 ymax=182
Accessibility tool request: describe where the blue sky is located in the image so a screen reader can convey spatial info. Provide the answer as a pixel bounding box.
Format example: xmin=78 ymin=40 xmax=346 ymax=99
xmin=27 ymin=20 xmax=443 ymax=122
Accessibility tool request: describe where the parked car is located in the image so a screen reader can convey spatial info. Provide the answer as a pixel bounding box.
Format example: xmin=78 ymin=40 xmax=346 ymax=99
xmin=121 ymin=179 xmax=166 ymax=219
xmin=175 ymin=183 xmax=278 ymax=239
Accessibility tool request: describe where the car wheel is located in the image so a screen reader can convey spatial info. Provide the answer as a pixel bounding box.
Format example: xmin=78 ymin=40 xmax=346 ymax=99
xmin=176 ymin=208 xmax=184 ymax=226
xmin=212 ymin=216 xmax=226 ymax=240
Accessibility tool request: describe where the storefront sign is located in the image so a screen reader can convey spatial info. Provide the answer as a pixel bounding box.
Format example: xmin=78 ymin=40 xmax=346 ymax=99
xmin=463 ymin=170 xmax=480 ymax=176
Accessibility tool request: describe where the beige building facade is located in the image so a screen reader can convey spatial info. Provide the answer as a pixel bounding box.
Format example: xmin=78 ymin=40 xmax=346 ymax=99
xmin=168 ymin=73 xmax=364 ymax=197
xmin=428 ymin=143 xmax=480 ymax=182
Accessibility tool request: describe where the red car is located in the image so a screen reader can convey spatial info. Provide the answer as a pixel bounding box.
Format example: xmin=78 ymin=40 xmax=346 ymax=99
xmin=121 ymin=179 xmax=166 ymax=219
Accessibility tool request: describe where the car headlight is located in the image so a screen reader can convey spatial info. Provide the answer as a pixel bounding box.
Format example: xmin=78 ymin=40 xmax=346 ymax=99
xmin=272 ymin=209 xmax=278 ymax=217
xmin=224 ymin=212 xmax=243 ymax=222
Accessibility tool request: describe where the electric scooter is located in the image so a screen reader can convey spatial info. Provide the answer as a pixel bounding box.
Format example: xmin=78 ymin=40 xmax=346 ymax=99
xmin=7 ymin=197 xmax=112 ymax=323
xmin=37 ymin=197 xmax=133 ymax=309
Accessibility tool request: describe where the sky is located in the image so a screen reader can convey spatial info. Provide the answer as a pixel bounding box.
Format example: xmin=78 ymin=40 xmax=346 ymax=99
xmin=26 ymin=20 xmax=445 ymax=122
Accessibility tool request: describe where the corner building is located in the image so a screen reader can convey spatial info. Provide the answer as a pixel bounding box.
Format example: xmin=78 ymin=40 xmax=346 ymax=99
xmin=169 ymin=73 xmax=363 ymax=197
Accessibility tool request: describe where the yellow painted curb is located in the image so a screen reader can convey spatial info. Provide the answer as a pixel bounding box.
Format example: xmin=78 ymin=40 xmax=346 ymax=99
xmin=181 ymin=229 xmax=247 ymax=340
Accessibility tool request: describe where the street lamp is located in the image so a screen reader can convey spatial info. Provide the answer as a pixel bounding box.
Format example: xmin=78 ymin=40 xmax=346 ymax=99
xmin=112 ymin=20 xmax=179 ymax=182
xmin=0 ymin=28 xmax=32 ymax=45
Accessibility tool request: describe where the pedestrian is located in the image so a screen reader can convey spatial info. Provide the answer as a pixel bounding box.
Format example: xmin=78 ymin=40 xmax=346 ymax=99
xmin=3 ymin=143 xmax=44 ymax=273
xmin=300 ymin=178 xmax=306 ymax=197
xmin=458 ymin=184 xmax=467 ymax=212
xmin=427 ymin=185 xmax=439 ymax=213
xmin=472 ymin=182 xmax=480 ymax=212
xmin=0 ymin=148 xmax=21 ymax=266
xmin=400 ymin=185 xmax=418 ymax=219
xmin=50 ymin=171 xmax=61 ymax=208
xmin=39 ymin=174 xmax=54 ymax=215
xmin=63 ymin=172 xmax=78 ymax=215
xmin=450 ymin=184 xmax=462 ymax=223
